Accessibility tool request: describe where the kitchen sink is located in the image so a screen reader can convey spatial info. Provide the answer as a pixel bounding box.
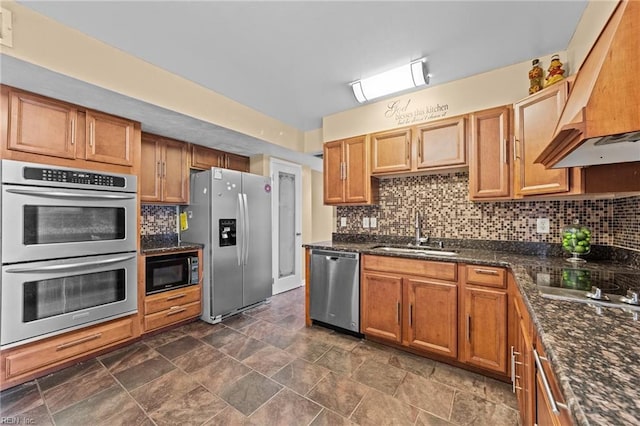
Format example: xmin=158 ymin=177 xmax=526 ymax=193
xmin=371 ymin=246 xmax=458 ymax=257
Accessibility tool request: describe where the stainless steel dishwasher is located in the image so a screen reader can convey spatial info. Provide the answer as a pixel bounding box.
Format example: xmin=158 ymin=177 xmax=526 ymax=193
xmin=309 ymin=249 xmax=360 ymax=333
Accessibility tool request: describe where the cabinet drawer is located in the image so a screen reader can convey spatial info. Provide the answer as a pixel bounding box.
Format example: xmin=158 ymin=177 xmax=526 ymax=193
xmin=465 ymin=265 xmax=506 ymax=288
xmin=363 ymin=255 xmax=457 ymax=281
xmin=144 ymin=286 xmax=201 ymax=315
xmin=2 ymin=317 xmax=135 ymax=380
xmin=144 ymin=301 xmax=201 ymax=332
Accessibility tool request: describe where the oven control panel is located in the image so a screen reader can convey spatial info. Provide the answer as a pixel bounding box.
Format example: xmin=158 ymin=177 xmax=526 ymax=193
xmin=23 ymin=166 xmax=126 ymax=187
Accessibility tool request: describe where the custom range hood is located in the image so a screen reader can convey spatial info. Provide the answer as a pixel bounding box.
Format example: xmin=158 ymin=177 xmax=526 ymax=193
xmin=536 ymin=0 xmax=640 ymax=169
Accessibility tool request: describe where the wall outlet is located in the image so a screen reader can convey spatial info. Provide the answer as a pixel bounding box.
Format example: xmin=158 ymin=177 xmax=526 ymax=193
xmin=362 ymin=217 xmax=370 ymax=228
xmin=370 ymin=217 xmax=377 ymax=228
xmin=536 ymin=218 xmax=550 ymax=234
xmin=340 ymin=217 xmax=347 ymax=227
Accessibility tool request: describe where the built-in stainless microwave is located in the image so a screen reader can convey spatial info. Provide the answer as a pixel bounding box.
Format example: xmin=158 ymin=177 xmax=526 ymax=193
xmin=145 ymin=252 xmax=199 ymax=295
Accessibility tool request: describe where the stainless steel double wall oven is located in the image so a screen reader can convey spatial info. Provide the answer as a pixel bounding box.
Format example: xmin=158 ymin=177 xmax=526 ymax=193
xmin=1 ymin=160 xmax=138 ymax=348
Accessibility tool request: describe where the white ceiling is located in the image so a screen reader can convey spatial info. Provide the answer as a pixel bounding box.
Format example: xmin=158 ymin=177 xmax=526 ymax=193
xmin=6 ymin=1 xmax=588 ymax=166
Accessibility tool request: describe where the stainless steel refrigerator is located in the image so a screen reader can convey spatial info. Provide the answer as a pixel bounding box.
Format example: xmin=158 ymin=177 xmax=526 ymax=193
xmin=181 ymin=168 xmax=272 ymax=324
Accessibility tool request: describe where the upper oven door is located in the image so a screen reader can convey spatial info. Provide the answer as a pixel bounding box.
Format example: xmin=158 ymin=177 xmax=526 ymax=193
xmin=1 ymin=185 xmax=137 ymax=263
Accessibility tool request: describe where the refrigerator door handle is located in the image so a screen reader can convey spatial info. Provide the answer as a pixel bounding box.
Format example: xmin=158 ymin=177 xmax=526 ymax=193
xmin=237 ymin=193 xmax=244 ymax=266
xmin=243 ymin=193 xmax=250 ymax=265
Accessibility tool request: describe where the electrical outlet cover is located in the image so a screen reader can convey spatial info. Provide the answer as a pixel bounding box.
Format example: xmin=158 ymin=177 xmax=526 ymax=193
xmin=362 ymin=217 xmax=370 ymax=228
xmin=536 ymin=218 xmax=550 ymax=234
xmin=340 ymin=217 xmax=347 ymax=227
xmin=370 ymin=217 xmax=377 ymax=228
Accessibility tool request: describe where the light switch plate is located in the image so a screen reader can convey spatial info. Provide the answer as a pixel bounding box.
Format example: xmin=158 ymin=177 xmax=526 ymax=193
xmin=537 ymin=218 xmax=550 ymax=234
xmin=340 ymin=217 xmax=347 ymax=227
xmin=362 ymin=217 xmax=370 ymax=228
xmin=370 ymin=217 xmax=377 ymax=228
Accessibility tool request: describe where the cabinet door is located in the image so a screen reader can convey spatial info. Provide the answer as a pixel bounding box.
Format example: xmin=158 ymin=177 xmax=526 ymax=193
xmin=371 ymin=128 xmax=412 ymax=174
xmin=344 ymin=136 xmax=370 ymax=203
xmin=85 ymin=110 xmax=133 ymax=166
xmin=463 ymin=286 xmax=507 ymax=373
xmin=191 ymin=144 xmax=224 ymax=170
xmin=469 ymin=106 xmax=511 ymax=199
xmin=416 ymin=117 xmax=466 ymax=169
xmin=323 ymin=140 xmax=345 ymax=204
xmin=514 ymin=298 xmax=535 ymax=426
xmin=514 ymin=81 xmax=569 ymax=196
xmin=140 ymin=135 xmax=162 ymax=202
xmin=7 ymin=89 xmax=77 ymax=159
xmin=224 ymin=153 xmax=250 ymax=172
xmin=162 ymin=138 xmax=189 ymax=204
xmin=361 ymin=271 xmax=402 ymax=344
xmin=406 ymin=278 xmax=457 ymax=358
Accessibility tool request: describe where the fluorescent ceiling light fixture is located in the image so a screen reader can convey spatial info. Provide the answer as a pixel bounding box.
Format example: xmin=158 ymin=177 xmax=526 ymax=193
xmin=351 ymin=58 xmax=429 ymax=103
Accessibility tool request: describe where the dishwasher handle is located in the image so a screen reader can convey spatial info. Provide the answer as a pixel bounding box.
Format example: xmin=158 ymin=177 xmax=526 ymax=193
xmin=311 ymin=249 xmax=359 ymax=260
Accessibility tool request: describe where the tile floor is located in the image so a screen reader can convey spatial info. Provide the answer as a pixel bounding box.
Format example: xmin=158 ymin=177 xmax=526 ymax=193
xmin=0 ymin=287 xmax=519 ymax=425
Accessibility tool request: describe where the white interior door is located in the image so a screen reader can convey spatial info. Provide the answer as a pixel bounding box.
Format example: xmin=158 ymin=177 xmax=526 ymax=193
xmin=271 ymin=158 xmax=302 ymax=295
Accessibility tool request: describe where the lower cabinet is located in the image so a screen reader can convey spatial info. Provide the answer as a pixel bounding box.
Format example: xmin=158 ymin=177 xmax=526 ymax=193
xmin=0 ymin=315 xmax=138 ymax=390
xmin=143 ymin=286 xmax=202 ymax=333
xmin=512 ymin=280 xmax=535 ymax=426
xmin=534 ymin=336 xmax=573 ymax=426
xmin=361 ymin=255 xmax=458 ymax=359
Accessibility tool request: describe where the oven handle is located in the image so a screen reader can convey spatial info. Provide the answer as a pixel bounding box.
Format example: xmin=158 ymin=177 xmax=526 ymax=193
xmin=5 ymin=188 xmax=136 ymax=200
xmin=5 ymin=254 xmax=136 ymax=273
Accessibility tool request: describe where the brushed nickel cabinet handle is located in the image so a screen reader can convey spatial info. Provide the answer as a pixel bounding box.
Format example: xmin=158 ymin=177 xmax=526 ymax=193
xmin=166 ymin=293 xmax=186 ymax=301
xmin=466 ymin=316 xmax=471 ymax=341
xmin=474 ymin=268 xmax=499 ymax=276
xmin=89 ymin=121 xmax=95 ymax=147
xmin=162 ymin=162 xmax=166 ymax=177
xmin=70 ymin=118 xmax=76 ymax=145
xmin=533 ymin=349 xmax=568 ymax=415
xmin=510 ymin=346 xmax=516 ymax=392
xmin=397 ymin=302 xmax=401 ymax=324
xmin=57 ymin=333 xmax=102 ymax=350
xmin=407 ymin=139 xmax=411 ymax=161
xmin=513 ymin=137 xmax=518 ymax=161
xmin=503 ymin=138 xmax=508 ymax=164
xmin=167 ymin=306 xmax=187 ymax=316
xmin=157 ymin=161 xmax=161 ymax=177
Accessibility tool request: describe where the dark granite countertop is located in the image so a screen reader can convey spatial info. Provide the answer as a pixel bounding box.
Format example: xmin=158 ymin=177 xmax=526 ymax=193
xmin=140 ymin=234 xmax=203 ymax=255
xmin=304 ymin=239 xmax=640 ymax=426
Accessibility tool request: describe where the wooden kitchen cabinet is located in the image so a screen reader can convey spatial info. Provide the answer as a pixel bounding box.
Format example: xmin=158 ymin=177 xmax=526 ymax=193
xmin=405 ymin=277 xmax=458 ymax=358
xmin=361 ymin=255 xmax=458 ymax=359
xmin=361 ymin=271 xmax=403 ymax=343
xmin=415 ymin=116 xmax=466 ymax=170
xmin=514 ymin=80 xmax=582 ymax=197
xmin=85 ymin=110 xmax=134 ymax=166
xmin=371 ymin=116 xmax=468 ymax=176
xmin=143 ymin=286 xmax=201 ymax=333
xmin=190 ymin=144 xmax=250 ymax=172
xmin=2 ymin=85 xmax=140 ymax=173
xmin=0 ymin=315 xmax=138 ymax=390
xmin=535 ymin=337 xmax=573 ymax=426
xmin=370 ymin=128 xmax=412 ymax=174
xmin=469 ymin=106 xmax=512 ymax=200
xmin=512 ymin=279 xmax=535 ymax=426
xmin=460 ymin=264 xmax=508 ymax=374
xmin=5 ymin=87 xmax=78 ymax=159
xmin=140 ymin=133 xmax=189 ymax=204
xmin=323 ymin=135 xmax=378 ymax=205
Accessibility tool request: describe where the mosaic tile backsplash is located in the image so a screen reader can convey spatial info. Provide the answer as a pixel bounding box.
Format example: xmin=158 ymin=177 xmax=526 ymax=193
xmin=336 ymin=172 xmax=640 ymax=251
xmin=141 ymin=205 xmax=177 ymax=236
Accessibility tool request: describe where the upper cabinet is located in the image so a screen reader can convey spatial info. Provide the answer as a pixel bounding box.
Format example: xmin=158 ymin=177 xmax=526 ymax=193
xmin=513 ymin=80 xmax=581 ymax=197
xmin=371 ymin=128 xmax=412 ymax=174
xmin=2 ymin=85 xmax=139 ymax=172
xmin=371 ymin=116 xmax=467 ymax=176
xmin=324 ymin=135 xmax=379 ymax=205
xmin=191 ymin=144 xmax=250 ymax=172
xmin=85 ymin=110 xmax=134 ymax=166
xmin=469 ymin=106 xmax=512 ymax=200
xmin=415 ymin=116 xmax=466 ymax=170
xmin=6 ymin=88 xmax=78 ymax=160
xmin=141 ymin=133 xmax=189 ymax=204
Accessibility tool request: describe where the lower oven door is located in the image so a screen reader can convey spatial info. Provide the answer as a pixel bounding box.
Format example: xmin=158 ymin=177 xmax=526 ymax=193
xmin=1 ymin=253 xmax=137 ymax=347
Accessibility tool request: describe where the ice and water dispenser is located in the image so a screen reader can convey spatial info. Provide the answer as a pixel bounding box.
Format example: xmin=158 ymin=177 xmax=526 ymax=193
xmin=219 ymin=219 xmax=236 ymax=247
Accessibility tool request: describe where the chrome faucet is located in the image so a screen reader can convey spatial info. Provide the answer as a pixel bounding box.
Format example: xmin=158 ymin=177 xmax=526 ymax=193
xmin=414 ymin=212 xmax=428 ymax=246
